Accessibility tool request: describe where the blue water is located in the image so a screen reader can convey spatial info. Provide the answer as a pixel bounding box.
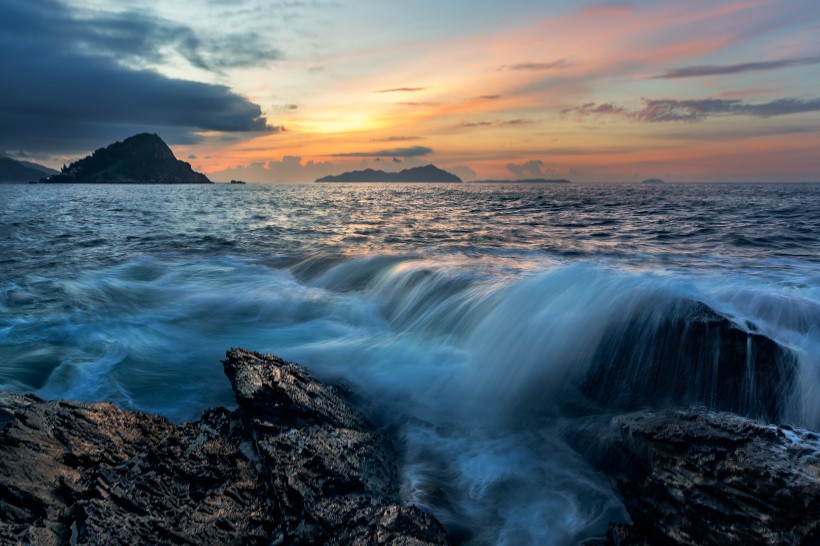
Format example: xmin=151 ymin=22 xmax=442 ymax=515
xmin=1 ymin=182 xmax=819 ymax=545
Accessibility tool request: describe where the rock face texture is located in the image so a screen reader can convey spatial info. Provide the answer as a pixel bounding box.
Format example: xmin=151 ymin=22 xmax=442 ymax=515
xmin=0 ymin=348 xmax=450 ymax=545
xmin=583 ymin=299 xmax=797 ymax=423
xmin=602 ymin=408 xmax=820 ymax=546
xmin=41 ymin=133 xmax=212 ymax=184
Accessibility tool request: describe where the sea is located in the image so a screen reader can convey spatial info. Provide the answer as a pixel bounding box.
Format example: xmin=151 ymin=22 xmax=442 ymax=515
xmin=1 ymin=182 xmax=818 ymax=545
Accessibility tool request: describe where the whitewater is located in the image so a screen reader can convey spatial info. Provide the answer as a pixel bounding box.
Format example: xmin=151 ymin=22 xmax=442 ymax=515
xmin=1 ymin=182 xmax=818 ymax=544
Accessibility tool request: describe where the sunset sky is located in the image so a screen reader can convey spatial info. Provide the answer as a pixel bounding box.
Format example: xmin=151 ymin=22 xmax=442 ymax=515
xmin=2 ymin=0 xmax=820 ymax=182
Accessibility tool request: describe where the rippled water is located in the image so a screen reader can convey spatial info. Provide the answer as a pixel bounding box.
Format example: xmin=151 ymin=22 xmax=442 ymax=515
xmin=1 ymin=182 xmax=819 ymax=545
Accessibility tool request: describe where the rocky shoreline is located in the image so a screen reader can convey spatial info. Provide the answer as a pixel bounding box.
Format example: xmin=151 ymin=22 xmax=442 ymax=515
xmin=0 ymin=349 xmax=448 ymax=545
xmin=1 ymin=348 xmax=818 ymax=545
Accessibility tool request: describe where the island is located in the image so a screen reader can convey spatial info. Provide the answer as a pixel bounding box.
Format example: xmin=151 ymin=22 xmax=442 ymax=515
xmin=229 ymin=179 xmax=247 ymax=184
xmin=641 ymin=178 xmax=666 ymax=184
xmin=316 ymin=164 xmax=461 ymax=183
xmin=41 ymin=133 xmax=212 ymax=184
xmin=472 ymin=178 xmax=570 ymax=184
xmin=0 ymin=157 xmax=58 ymax=183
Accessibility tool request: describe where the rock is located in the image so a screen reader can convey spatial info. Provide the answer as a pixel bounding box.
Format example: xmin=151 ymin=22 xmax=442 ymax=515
xmin=0 ymin=348 xmax=450 ymax=545
xmin=601 ymin=408 xmax=820 ymax=546
xmin=582 ymin=299 xmax=797 ymax=423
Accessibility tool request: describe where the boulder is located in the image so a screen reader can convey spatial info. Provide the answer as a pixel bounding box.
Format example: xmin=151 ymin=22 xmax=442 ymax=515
xmin=582 ymin=300 xmax=797 ymax=423
xmin=0 ymin=348 xmax=450 ymax=545
xmin=602 ymin=408 xmax=820 ymax=546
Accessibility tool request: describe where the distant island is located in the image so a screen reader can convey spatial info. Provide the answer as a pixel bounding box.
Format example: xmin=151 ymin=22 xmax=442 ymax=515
xmin=472 ymin=178 xmax=571 ymax=184
xmin=0 ymin=157 xmax=58 ymax=183
xmin=641 ymin=178 xmax=666 ymax=184
xmin=229 ymin=180 xmax=247 ymax=184
xmin=41 ymin=133 xmax=211 ymax=184
xmin=316 ymin=164 xmax=461 ymax=183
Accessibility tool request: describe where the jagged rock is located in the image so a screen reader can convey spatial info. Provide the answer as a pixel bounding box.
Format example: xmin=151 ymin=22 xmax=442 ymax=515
xmin=601 ymin=408 xmax=820 ymax=546
xmin=0 ymin=348 xmax=450 ymax=545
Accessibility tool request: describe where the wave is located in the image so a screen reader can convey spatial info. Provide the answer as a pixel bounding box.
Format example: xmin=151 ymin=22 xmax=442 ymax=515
xmin=0 ymin=253 xmax=817 ymax=544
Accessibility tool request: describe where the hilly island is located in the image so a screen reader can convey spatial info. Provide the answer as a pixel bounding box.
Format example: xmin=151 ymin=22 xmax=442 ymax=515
xmin=316 ymin=164 xmax=461 ymax=183
xmin=42 ymin=133 xmax=211 ymax=184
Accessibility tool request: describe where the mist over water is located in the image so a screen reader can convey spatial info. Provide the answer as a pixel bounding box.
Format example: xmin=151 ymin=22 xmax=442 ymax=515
xmin=1 ymin=182 xmax=819 ymax=544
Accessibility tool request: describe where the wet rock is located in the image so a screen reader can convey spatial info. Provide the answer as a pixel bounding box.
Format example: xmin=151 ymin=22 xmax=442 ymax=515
xmin=583 ymin=299 xmax=797 ymax=423
xmin=601 ymin=408 xmax=820 ymax=546
xmin=0 ymin=348 xmax=450 ymax=545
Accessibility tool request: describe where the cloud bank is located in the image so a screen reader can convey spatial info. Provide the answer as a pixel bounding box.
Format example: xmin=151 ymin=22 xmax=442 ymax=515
xmin=0 ymin=0 xmax=273 ymax=154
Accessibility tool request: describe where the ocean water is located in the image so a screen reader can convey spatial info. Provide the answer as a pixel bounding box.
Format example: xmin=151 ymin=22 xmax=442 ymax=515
xmin=1 ymin=182 xmax=818 ymax=544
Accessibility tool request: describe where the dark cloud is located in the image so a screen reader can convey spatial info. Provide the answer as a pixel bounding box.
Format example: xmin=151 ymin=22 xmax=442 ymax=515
xmin=503 ymin=60 xmax=570 ymax=71
xmin=377 ymin=87 xmax=427 ymax=93
xmin=479 ymin=95 xmax=501 ymax=100
xmin=635 ymin=98 xmax=820 ymax=121
xmin=561 ymin=102 xmax=624 ymax=115
xmin=332 ymin=146 xmax=433 ymax=157
xmin=563 ymin=97 xmax=820 ymax=122
xmin=0 ymin=0 xmax=273 ymax=154
xmin=656 ymin=56 xmax=820 ymax=79
xmin=500 ymin=119 xmax=534 ymax=126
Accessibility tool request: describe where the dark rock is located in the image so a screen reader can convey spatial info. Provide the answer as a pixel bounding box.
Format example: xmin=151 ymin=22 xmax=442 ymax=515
xmin=600 ymin=408 xmax=820 ymax=546
xmin=41 ymin=133 xmax=212 ymax=184
xmin=315 ymin=165 xmax=461 ymax=183
xmin=582 ymin=299 xmax=797 ymax=423
xmin=0 ymin=348 xmax=450 ymax=545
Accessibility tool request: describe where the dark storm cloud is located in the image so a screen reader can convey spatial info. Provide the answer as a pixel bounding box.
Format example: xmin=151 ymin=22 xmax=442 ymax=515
xmin=563 ymin=97 xmax=820 ymax=122
xmin=656 ymin=56 xmax=820 ymax=79
xmin=0 ymin=0 xmax=274 ymax=154
xmin=72 ymin=6 xmax=281 ymax=70
xmin=332 ymin=146 xmax=433 ymax=157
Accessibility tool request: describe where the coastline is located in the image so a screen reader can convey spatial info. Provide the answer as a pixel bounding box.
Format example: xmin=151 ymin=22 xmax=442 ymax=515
xmin=1 ymin=348 xmax=817 ymax=545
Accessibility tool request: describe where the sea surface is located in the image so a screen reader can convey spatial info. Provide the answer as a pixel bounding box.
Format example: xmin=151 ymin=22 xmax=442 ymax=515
xmin=1 ymin=182 xmax=819 ymax=544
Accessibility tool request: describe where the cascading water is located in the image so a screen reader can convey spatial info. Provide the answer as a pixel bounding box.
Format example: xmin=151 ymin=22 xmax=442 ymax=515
xmin=1 ymin=182 xmax=818 ymax=544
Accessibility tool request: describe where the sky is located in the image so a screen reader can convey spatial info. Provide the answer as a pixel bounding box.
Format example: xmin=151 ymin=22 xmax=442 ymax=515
xmin=2 ymin=0 xmax=820 ymax=182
